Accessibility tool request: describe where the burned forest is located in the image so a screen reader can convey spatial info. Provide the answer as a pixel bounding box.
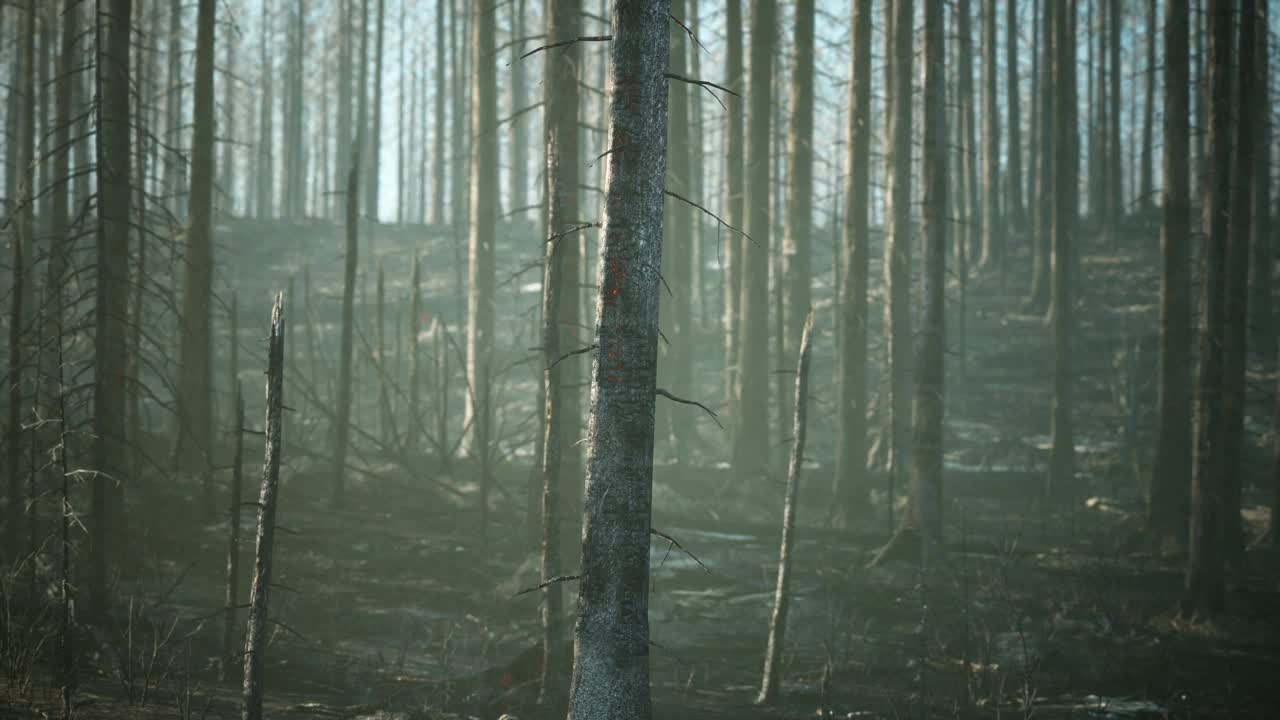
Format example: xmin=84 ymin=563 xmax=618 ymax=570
xmin=3 ymin=0 xmax=1280 ymax=718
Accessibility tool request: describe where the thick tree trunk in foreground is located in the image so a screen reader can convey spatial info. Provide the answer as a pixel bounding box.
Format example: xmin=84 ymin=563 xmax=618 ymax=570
xmin=1183 ymin=0 xmax=1232 ymax=620
xmin=538 ymin=0 xmax=583 ymax=708
xmin=1148 ymin=0 xmax=1192 ymax=547
xmin=757 ymin=309 xmax=815 ymax=704
xmin=732 ymin=0 xmax=775 ymax=476
xmin=92 ymin=0 xmax=134 ymax=619
xmin=566 ymin=3 xmax=670 ymax=717
xmin=332 ymin=158 xmax=359 ymax=507
xmin=176 ymin=0 xmax=217 ymax=513
xmin=832 ymin=0 xmax=872 ymax=528
xmin=242 ymin=294 xmax=285 ymax=720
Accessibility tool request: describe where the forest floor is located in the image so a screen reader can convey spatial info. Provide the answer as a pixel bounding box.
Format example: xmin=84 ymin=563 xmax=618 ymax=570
xmin=3 ymin=216 xmax=1280 ymax=719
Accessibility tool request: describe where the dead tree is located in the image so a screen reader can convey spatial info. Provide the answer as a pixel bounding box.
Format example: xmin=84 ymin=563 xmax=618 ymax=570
xmin=566 ymin=2 xmax=671 ymax=717
xmin=333 ymin=154 xmax=359 ymax=507
xmin=241 ymin=293 xmax=286 ymax=720
xmin=757 ymin=309 xmax=815 ymax=704
xmin=1183 ymin=0 xmax=1232 ymax=620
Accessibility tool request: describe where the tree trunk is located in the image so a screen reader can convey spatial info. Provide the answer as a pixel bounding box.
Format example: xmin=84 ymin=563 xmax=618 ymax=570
xmin=723 ymin=0 xmax=744 ymax=410
xmin=537 ymin=0 xmax=583 ymax=705
xmin=687 ymin=0 xmax=705 ymax=331
xmin=241 ymin=294 xmax=286 ymax=720
xmin=1183 ymin=0 xmax=1232 ymax=620
xmin=257 ymin=3 xmax=275 ymax=218
xmin=958 ymin=0 xmax=975 ymax=292
xmin=1046 ymin=0 xmax=1077 ymax=507
xmin=221 ymin=382 xmax=244 ymax=684
xmin=1148 ymin=0 xmax=1192 ymax=547
xmin=221 ymin=17 xmax=236 ymax=214
xmin=463 ymin=0 xmax=498 ymax=537
xmin=367 ymin=0 xmax=384 ymax=219
xmin=448 ymin=0 xmax=464 ymax=230
xmin=337 ymin=0 xmax=352 ymax=222
xmin=832 ymin=0 xmax=872 ymax=528
xmin=660 ymin=0 xmax=694 ymax=460
xmin=165 ymin=0 xmax=184 ymax=219
xmin=1106 ymin=0 xmax=1122 ymax=242
xmin=565 ymin=4 xmax=670 ymax=717
xmin=1221 ymin=0 xmax=1258 ymax=567
xmin=1027 ymin=0 xmax=1053 ymax=312
xmin=757 ymin=309 xmax=815 ymax=704
xmin=731 ymin=0 xmax=775 ymax=476
xmin=1139 ymin=0 xmax=1156 ymax=212
xmin=332 ymin=157 xmax=359 ymax=507
xmin=913 ymin=0 xmax=948 ymax=564
xmin=1248 ymin=0 xmax=1271 ymax=358
xmin=432 ymin=0 xmax=445 ymax=224
xmin=980 ymin=0 xmax=999 ymax=275
xmin=175 ymin=0 xmax=217 ymax=515
xmin=1005 ymin=0 xmax=1024 ymax=228
xmin=780 ymin=0 xmax=814 ymax=462
xmin=6 ymin=0 xmax=34 ymax=559
xmin=407 ymin=258 xmax=422 ymax=450
xmin=884 ymin=0 xmax=914 ymax=494
xmin=91 ymin=0 xmax=134 ymax=619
